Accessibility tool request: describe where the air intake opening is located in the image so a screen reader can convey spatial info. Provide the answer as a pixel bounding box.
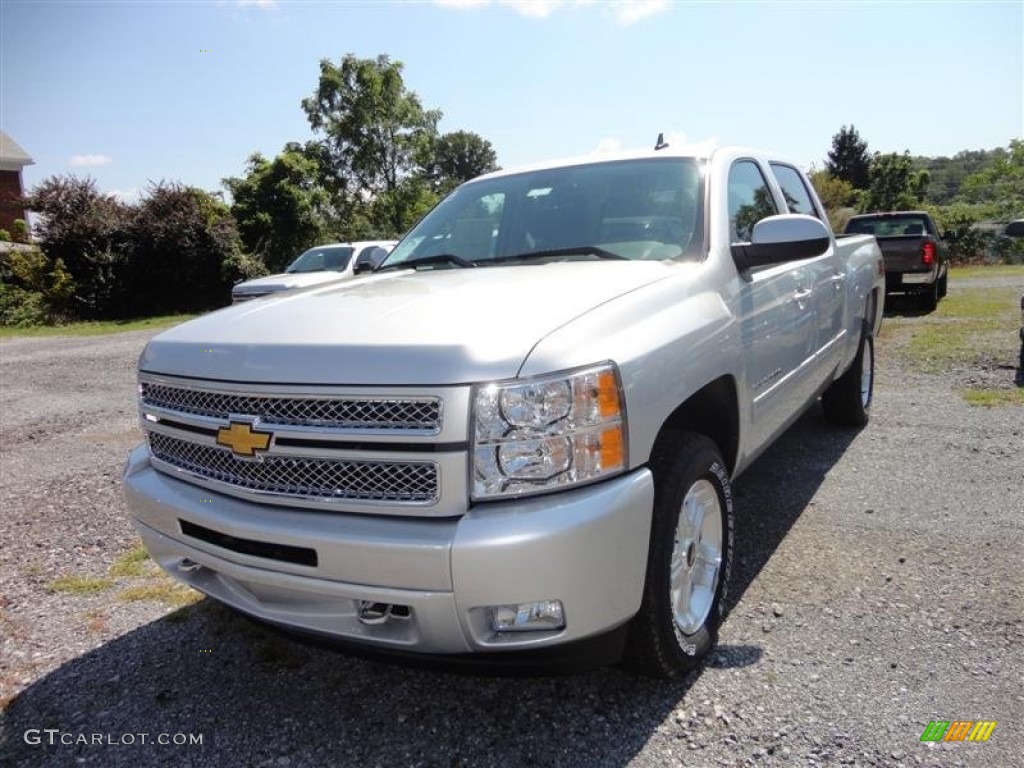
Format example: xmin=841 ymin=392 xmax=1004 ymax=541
xmin=179 ymin=520 xmax=318 ymax=567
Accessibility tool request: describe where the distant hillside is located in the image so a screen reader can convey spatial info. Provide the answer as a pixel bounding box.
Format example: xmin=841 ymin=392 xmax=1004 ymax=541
xmin=912 ymin=147 xmax=1010 ymax=205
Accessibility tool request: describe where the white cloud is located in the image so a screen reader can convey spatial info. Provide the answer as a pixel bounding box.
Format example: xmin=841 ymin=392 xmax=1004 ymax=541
xmin=606 ymin=0 xmax=668 ymax=25
xmin=503 ymin=0 xmax=564 ymax=18
xmin=432 ymin=0 xmax=669 ymax=24
xmin=69 ymin=154 xmax=112 ymax=167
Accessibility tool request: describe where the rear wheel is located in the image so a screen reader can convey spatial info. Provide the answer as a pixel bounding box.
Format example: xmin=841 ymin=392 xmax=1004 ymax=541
xmin=920 ymin=279 xmax=939 ymax=311
xmin=623 ymin=432 xmax=734 ymax=679
xmin=938 ymin=272 xmax=948 ymax=299
xmin=822 ymin=323 xmax=874 ymax=427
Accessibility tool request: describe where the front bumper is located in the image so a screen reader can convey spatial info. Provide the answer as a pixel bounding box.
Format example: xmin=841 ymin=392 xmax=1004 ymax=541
xmin=123 ymin=445 xmax=653 ymax=654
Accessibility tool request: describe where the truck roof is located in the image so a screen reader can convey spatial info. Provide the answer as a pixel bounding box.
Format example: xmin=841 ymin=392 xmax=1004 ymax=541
xmin=473 ymin=141 xmax=792 ymax=182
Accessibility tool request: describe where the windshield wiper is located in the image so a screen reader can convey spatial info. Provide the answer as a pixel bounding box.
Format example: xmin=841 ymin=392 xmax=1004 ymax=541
xmin=376 ymin=253 xmax=475 ymax=272
xmin=480 ymin=246 xmax=627 ymax=265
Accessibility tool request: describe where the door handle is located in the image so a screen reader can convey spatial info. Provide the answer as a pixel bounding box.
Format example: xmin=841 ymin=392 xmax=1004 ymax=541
xmin=792 ymin=287 xmax=812 ymax=310
xmin=829 ymin=272 xmax=846 ymax=290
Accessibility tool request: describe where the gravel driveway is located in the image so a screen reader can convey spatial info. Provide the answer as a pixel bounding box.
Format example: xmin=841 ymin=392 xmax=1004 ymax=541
xmin=1 ymin=277 xmax=1022 ymax=767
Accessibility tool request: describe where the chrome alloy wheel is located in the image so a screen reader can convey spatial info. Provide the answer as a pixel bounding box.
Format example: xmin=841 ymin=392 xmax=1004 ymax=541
xmin=860 ymin=338 xmax=873 ymax=409
xmin=669 ymin=478 xmax=723 ymax=636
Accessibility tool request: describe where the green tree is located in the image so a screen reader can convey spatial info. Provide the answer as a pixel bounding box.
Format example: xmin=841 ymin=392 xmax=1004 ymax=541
xmin=124 ymin=183 xmax=244 ymax=316
xmin=426 ymin=130 xmax=499 ymax=194
xmin=826 ymin=125 xmax=871 ymax=189
xmin=302 ymin=54 xmax=442 ymax=235
xmin=860 ymin=151 xmax=929 ymax=212
xmin=23 ymin=176 xmax=131 ymax=317
xmin=224 ymin=142 xmax=330 ymax=272
xmin=959 ymin=138 xmax=1024 ymax=217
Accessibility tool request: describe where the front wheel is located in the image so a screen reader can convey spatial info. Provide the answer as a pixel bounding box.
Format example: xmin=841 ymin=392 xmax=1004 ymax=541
xmin=623 ymin=432 xmax=734 ymax=679
xmin=822 ymin=323 xmax=874 ymax=427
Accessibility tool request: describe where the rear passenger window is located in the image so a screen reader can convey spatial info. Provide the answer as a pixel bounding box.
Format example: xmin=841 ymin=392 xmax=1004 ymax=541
xmin=728 ymin=161 xmax=778 ymax=241
xmin=770 ymin=163 xmax=821 ymax=219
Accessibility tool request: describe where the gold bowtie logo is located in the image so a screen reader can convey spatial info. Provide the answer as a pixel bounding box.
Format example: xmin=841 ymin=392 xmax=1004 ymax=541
xmin=216 ymin=421 xmax=272 ymax=457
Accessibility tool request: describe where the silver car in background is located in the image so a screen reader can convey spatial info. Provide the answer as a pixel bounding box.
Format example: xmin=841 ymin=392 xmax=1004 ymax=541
xmin=231 ymin=240 xmax=397 ymax=303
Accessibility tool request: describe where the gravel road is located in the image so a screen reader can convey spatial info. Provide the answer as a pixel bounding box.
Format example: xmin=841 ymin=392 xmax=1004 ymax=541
xmin=1 ymin=277 xmax=1022 ymax=768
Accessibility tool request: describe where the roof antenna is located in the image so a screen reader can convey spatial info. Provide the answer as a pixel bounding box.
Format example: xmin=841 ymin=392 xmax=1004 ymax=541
xmin=654 ymin=132 xmax=669 ymax=151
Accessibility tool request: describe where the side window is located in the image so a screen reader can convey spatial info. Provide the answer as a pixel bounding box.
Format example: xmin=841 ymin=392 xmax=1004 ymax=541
xmin=728 ymin=160 xmax=778 ymax=241
xmin=770 ymin=163 xmax=822 ymax=220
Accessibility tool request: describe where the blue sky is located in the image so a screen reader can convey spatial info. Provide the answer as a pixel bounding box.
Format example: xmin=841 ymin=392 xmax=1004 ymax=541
xmin=2 ymin=0 xmax=1021 ymax=203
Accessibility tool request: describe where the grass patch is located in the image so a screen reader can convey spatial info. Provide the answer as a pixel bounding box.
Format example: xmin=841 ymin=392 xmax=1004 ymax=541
xmin=949 ymin=265 xmax=1024 ymax=279
xmin=117 ymin=582 xmax=202 ymax=608
xmin=961 ymin=388 xmax=1024 ymax=407
xmin=47 ymin=575 xmax=114 ymax=595
xmin=882 ymin=285 xmax=1020 ymax=372
xmin=0 ymin=313 xmax=198 ymax=339
xmin=109 ymin=545 xmax=151 ymax=578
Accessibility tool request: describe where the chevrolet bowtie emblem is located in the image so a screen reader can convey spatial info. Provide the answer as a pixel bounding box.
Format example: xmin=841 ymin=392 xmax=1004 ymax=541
xmin=216 ymin=421 xmax=272 ymax=457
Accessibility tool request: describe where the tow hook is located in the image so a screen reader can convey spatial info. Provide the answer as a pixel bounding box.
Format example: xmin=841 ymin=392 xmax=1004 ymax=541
xmin=357 ymin=601 xmax=394 ymax=625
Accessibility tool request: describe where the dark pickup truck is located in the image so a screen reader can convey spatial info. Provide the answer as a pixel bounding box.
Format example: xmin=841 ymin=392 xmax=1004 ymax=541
xmin=844 ymin=211 xmax=948 ymax=310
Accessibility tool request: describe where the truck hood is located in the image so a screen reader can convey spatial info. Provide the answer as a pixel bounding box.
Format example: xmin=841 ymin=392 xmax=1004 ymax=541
xmin=141 ymin=262 xmax=674 ymax=385
xmin=233 ymin=271 xmax=348 ymax=293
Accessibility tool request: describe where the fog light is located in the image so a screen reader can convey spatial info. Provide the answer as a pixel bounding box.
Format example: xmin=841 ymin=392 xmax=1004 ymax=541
xmin=491 ymin=600 xmax=565 ymax=632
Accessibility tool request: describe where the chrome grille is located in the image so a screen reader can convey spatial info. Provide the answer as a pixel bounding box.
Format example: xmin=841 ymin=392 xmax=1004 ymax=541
xmin=140 ymin=382 xmax=441 ymax=431
xmin=147 ymin=432 xmax=438 ymax=503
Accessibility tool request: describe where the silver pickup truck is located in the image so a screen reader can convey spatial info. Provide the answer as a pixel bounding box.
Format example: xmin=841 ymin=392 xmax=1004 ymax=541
xmin=123 ymin=145 xmax=884 ymax=678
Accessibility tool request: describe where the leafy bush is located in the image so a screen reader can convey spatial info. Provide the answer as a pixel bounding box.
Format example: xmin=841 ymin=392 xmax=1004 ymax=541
xmin=121 ymin=183 xmax=244 ymax=316
xmin=22 ymin=176 xmax=249 ymax=322
xmin=221 ymin=248 xmax=269 ymax=284
xmin=0 ymin=230 xmax=10 ymax=242
xmin=23 ymin=176 xmax=131 ymax=318
xmin=0 ymin=246 xmax=76 ymax=325
xmin=11 ymin=219 xmax=29 ymax=243
xmin=0 ymin=284 xmax=48 ymax=327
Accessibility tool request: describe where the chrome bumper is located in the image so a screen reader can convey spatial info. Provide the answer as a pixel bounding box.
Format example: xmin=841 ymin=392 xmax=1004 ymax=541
xmin=899 ymin=270 xmax=936 ymax=285
xmin=123 ymin=445 xmax=653 ymax=654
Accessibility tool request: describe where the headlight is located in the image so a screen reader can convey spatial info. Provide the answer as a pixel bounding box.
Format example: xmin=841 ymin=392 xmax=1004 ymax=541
xmin=472 ymin=363 xmax=627 ymax=500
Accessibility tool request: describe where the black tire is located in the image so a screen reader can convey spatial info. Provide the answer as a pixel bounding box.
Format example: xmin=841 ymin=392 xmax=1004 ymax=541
xmin=938 ymin=271 xmax=948 ymax=299
xmin=822 ymin=323 xmax=874 ymax=427
xmin=623 ymin=432 xmax=734 ymax=679
xmin=919 ymin=279 xmax=939 ymax=311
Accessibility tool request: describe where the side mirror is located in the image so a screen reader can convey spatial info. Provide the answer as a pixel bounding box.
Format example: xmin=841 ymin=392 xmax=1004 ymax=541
xmin=353 ymin=246 xmax=389 ymax=275
xmin=1005 ymin=220 xmax=1024 ymax=238
xmin=731 ymin=214 xmax=831 ymax=272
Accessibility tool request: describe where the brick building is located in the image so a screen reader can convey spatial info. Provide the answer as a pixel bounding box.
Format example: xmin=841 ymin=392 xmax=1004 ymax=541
xmin=0 ymin=131 xmax=34 ymax=236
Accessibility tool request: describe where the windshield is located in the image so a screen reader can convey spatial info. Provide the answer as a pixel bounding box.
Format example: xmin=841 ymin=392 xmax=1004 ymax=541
xmin=382 ymin=157 xmax=704 ymax=268
xmin=286 ymin=246 xmax=355 ymax=273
